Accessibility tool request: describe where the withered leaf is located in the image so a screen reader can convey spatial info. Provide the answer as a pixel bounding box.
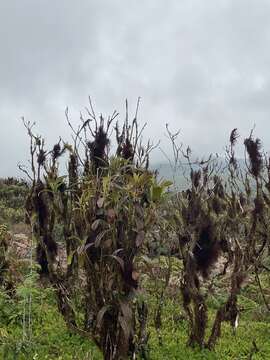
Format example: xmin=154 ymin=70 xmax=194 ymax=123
xmin=97 ymin=197 xmax=104 ymax=208
xmin=95 ymin=230 xmax=109 ymax=247
xmin=103 ymin=238 xmax=113 ymax=248
xmin=96 ymin=305 xmax=111 ymax=329
xmin=107 ymin=208 xmax=116 ymax=223
xmin=110 ymin=255 xmax=124 ymax=270
xmin=91 ymin=219 xmax=101 ymax=231
xmin=136 ymin=230 xmax=145 ymax=247
xmin=132 ymin=271 xmax=140 ymax=281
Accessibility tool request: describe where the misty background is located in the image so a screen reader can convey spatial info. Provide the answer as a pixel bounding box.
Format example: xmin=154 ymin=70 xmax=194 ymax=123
xmin=1 ymin=0 xmax=270 ymax=177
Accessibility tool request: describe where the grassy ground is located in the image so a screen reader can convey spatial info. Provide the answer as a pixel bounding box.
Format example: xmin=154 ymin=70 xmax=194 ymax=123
xmin=1 ymin=281 xmax=270 ymax=360
xmin=148 ymin=303 xmax=270 ymax=359
xmin=1 ymin=231 xmax=269 ymax=359
xmin=1 ymin=181 xmax=269 ymax=359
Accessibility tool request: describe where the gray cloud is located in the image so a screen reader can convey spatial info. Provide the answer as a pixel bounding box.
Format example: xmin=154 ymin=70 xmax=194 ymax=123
xmin=1 ymin=0 xmax=270 ymax=176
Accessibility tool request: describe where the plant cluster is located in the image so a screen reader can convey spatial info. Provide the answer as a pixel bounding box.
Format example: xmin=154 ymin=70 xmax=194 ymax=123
xmin=166 ymin=128 xmax=270 ymax=349
xmin=0 ymin=178 xmax=28 ymax=224
xmin=23 ymin=103 xmax=169 ymax=359
xmin=1 ymin=103 xmax=269 ymax=359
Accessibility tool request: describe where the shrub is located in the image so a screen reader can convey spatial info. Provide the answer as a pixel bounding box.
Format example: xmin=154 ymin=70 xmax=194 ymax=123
xmin=24 ymin=104 xmax=169 ymax=359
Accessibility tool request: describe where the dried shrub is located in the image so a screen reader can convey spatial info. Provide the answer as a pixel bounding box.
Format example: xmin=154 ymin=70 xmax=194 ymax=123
xmin=23 ymin=101 xmax=167 ymax=359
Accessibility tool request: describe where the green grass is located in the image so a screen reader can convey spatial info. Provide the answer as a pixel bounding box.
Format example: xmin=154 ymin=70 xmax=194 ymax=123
xmin=0 ymin=287 xmax=102 ymax=360
xmin=148 ymin=307 xmax=270 ymax=359
xmin=1 ymin=284 xmax=269 ymax=360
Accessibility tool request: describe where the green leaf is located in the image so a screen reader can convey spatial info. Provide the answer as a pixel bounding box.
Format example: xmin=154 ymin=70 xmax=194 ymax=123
xmin=151 ymin=185 xmax=163 ymax=201
xmin=67 ymin=253 xmax=73 ymax=266
xmin=160 ymin=180 xmax=173 ymax=188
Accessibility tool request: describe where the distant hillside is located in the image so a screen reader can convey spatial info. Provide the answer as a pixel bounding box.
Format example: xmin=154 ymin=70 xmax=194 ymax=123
xmin=151 ymin=162 xmax=188 ymax=188
xmin=151 ymin=158 xmax=247 ymax=189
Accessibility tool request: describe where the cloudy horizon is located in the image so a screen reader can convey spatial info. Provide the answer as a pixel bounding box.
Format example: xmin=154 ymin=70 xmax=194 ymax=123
xmin=1 ymin=0 xmax=270 ymax=176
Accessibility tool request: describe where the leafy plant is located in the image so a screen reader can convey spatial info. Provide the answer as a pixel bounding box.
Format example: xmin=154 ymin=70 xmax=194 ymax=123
xmin=23 ymin=102 xmax=169 ymax=359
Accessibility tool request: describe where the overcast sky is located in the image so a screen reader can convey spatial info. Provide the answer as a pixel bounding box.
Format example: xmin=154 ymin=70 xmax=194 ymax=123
xmin=1 ymin=0 xmax=270 ymax=176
